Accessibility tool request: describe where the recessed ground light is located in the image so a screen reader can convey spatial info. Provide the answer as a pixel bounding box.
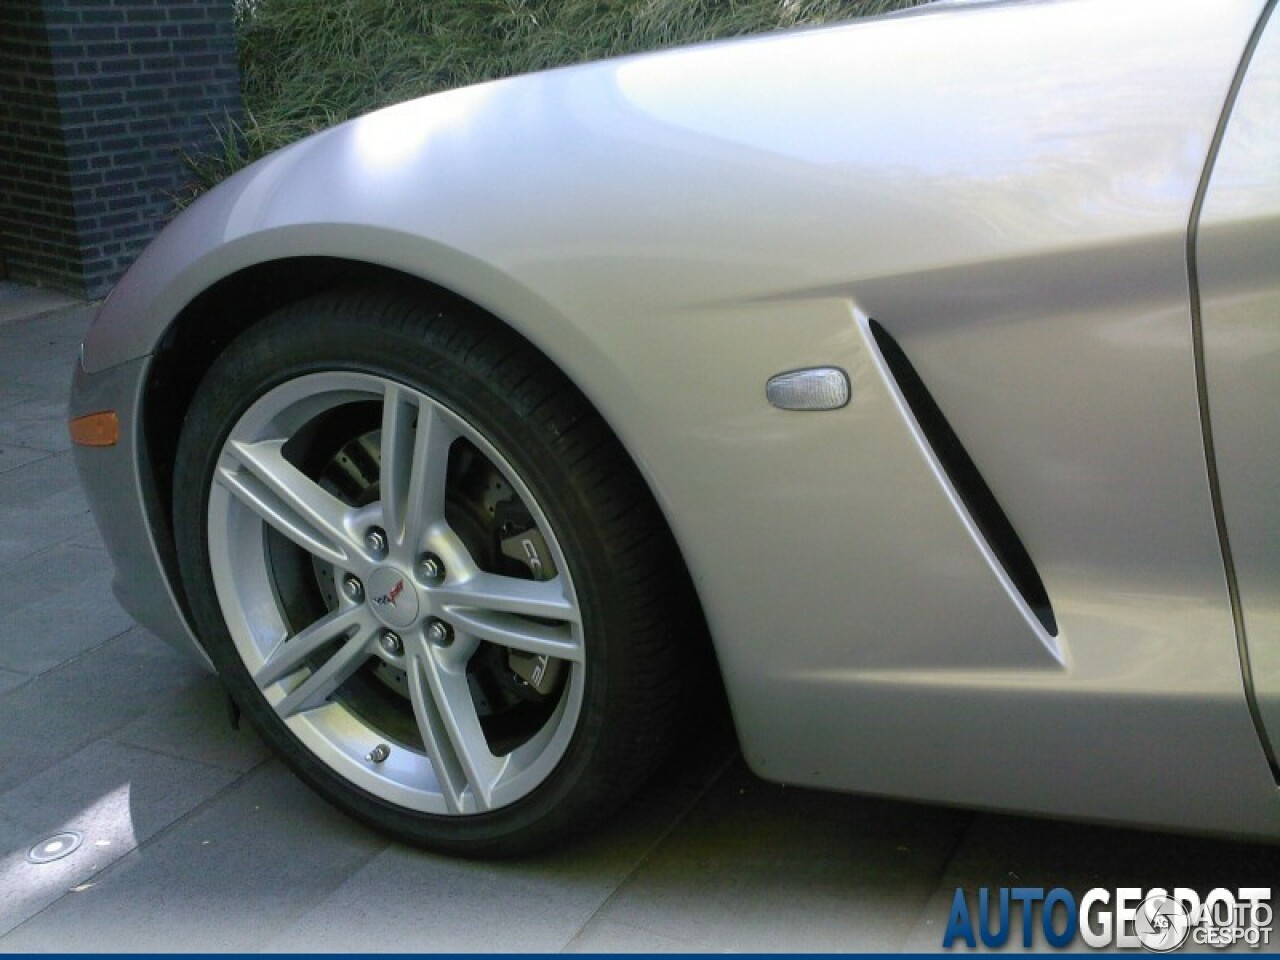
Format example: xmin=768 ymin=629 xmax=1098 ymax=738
xmin=26 ymin=831 xmax=83 ymax=864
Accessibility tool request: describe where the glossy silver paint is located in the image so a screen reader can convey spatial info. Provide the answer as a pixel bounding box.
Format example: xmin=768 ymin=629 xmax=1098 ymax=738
xmin=70 ymin=357 xmax=215 ymax=670
xmin=72 ymin=0 xmax=1280 ymax=837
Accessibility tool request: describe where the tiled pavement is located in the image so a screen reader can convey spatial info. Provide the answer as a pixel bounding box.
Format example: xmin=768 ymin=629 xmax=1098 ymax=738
xmin=0 ymin=283 xmax=1276 ymax=953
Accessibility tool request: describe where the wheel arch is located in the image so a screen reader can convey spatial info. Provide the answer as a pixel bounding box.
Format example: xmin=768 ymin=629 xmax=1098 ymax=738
xmin=138 ymin=256 xmax=717 ymax=683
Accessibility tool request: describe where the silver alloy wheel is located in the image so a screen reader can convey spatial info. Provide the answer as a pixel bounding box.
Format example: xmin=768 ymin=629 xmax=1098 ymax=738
xmin=206 ymin=370 xmax=585 ymax=815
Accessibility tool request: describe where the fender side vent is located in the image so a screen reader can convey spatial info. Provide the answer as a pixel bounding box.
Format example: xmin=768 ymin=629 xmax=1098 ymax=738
xmin=869 ymin=319 xmax=1058 ymax=637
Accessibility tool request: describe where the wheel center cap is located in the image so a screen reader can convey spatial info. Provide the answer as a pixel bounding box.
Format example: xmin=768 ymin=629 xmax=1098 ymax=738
xmin=367 ymin=566 xmax=419 ymax=629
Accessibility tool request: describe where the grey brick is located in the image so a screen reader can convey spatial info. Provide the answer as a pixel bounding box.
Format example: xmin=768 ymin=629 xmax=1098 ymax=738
xmin=2 ymin=0 xmax=241 ymax=295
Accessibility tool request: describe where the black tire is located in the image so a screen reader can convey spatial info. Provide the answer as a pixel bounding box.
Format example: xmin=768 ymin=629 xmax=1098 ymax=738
xmin=173 ymin=285 xmax=692 ymax=856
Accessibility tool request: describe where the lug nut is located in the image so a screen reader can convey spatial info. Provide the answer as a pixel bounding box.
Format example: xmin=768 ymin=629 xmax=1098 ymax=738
xmin=342 ymin=575 xmax=364 ymax=603
xmin=364 ymin=527 xmax=387 ymax=556
xmin=425 ymin=618 xmax=453 ymax=647
xmin=380 ymin=630 xmax=403 ymax=656
xmin=367 ymin=743 xmax=390 ymax=763
xmin=418 ymin=553 xmax=445 ymax=583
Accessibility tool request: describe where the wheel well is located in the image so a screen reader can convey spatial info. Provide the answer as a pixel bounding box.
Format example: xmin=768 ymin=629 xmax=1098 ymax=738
xmin=140 ymin=258 xmax=717 ymax=686
xmin=144 ymin=258 xmax=424 ymax=534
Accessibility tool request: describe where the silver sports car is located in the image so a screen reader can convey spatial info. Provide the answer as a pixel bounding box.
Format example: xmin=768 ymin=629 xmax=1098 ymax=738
xmin=70 ymin=0 xmax=1279 ymax=855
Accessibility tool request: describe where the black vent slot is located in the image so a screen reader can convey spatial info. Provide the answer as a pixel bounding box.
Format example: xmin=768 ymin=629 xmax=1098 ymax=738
xmin=869 ymin=319 xmax=1057 ymax=636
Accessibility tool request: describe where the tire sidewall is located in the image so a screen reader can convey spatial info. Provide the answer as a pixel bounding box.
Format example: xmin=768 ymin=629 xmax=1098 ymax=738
xmin=173 ymin=293 xmax=644 ymax=856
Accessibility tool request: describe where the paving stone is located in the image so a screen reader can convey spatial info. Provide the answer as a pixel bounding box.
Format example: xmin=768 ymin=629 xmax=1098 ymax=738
xmin=262 ymin=711 xmax=740 ymax=953
xmin=0 ymin=668 xmax=28 ymax=697
xmin=0 ymin=448 xmax=82 ymax=511
xmin=0 ymin=739 xmax=241 ymax=936
xmin=0 ymin=388 xmax=32 ymax=415
xmin=0 ymin=452 xmax=94 ymax=567
xmin=0 ymin=397 xmax=72 ymax=453
xmin=0 ymin=761 xmax=389 ymax=952
xmin=114 ymin=673 xmax=273 ymax=775
xmin=6 ymin=359 xmax=77 ymax=400
xmin=0 ymin=445 xmax=52 ymax=476
xmin=0 ymin=540 xmax=113 ymax=612
xmin=0 ymin=737 xmax=238 ymax=839
xmin=0 ymin=810 xmax=91 ymax=940
xmin=579 ymin=758 xmax=971 ymax=953
xmin=0 ymin=285 xmax=80 ymax=325
xmin=261 ymin=796 xmax=701 ymax=952
xmin=0 ymin=302 xmax=93 ymax=341
xmin=0 ymin=307 xmax=90 ymax=397
xmin=0 ymin=626 xmax=205 ymax=795
xmin=0 ymin=543 xmax=132 ymax=675
xmin=563 ymin=918 xmax=704 ymax=953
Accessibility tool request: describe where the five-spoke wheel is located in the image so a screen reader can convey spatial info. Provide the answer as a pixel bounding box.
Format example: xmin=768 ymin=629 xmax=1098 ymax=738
xmin=174 ymin=288 xmax=689 ymax=855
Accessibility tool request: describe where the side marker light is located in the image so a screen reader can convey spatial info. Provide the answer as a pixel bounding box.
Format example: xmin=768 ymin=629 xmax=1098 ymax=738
xmin=766 ymin=367 xmax=850 ymax=411
xmin=69 ymin=410 xmax=119 ymax=447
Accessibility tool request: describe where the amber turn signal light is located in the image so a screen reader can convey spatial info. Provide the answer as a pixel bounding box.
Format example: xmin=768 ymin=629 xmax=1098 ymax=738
xmin=68 ymin=410 xmax=119 ymax=447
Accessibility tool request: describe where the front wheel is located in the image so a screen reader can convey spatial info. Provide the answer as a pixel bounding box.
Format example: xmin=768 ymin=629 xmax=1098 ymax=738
xmin=173 ymin=287 xmax=691 ymax=856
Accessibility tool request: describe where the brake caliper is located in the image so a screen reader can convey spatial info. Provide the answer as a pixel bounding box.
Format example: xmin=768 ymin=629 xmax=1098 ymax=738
xmin=495 ymin=498 xmax=563 ymax=697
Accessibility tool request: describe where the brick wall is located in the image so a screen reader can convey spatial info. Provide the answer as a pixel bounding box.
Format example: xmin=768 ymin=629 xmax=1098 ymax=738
xmin=0 ymin=3 xmax=83 ymax=292
xmin=0 ymin=0 xmax=242 ymax=298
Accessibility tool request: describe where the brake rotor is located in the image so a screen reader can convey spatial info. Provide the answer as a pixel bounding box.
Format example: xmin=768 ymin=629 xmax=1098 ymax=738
xmin=308 ymin=427 xmax=566 ymax=724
